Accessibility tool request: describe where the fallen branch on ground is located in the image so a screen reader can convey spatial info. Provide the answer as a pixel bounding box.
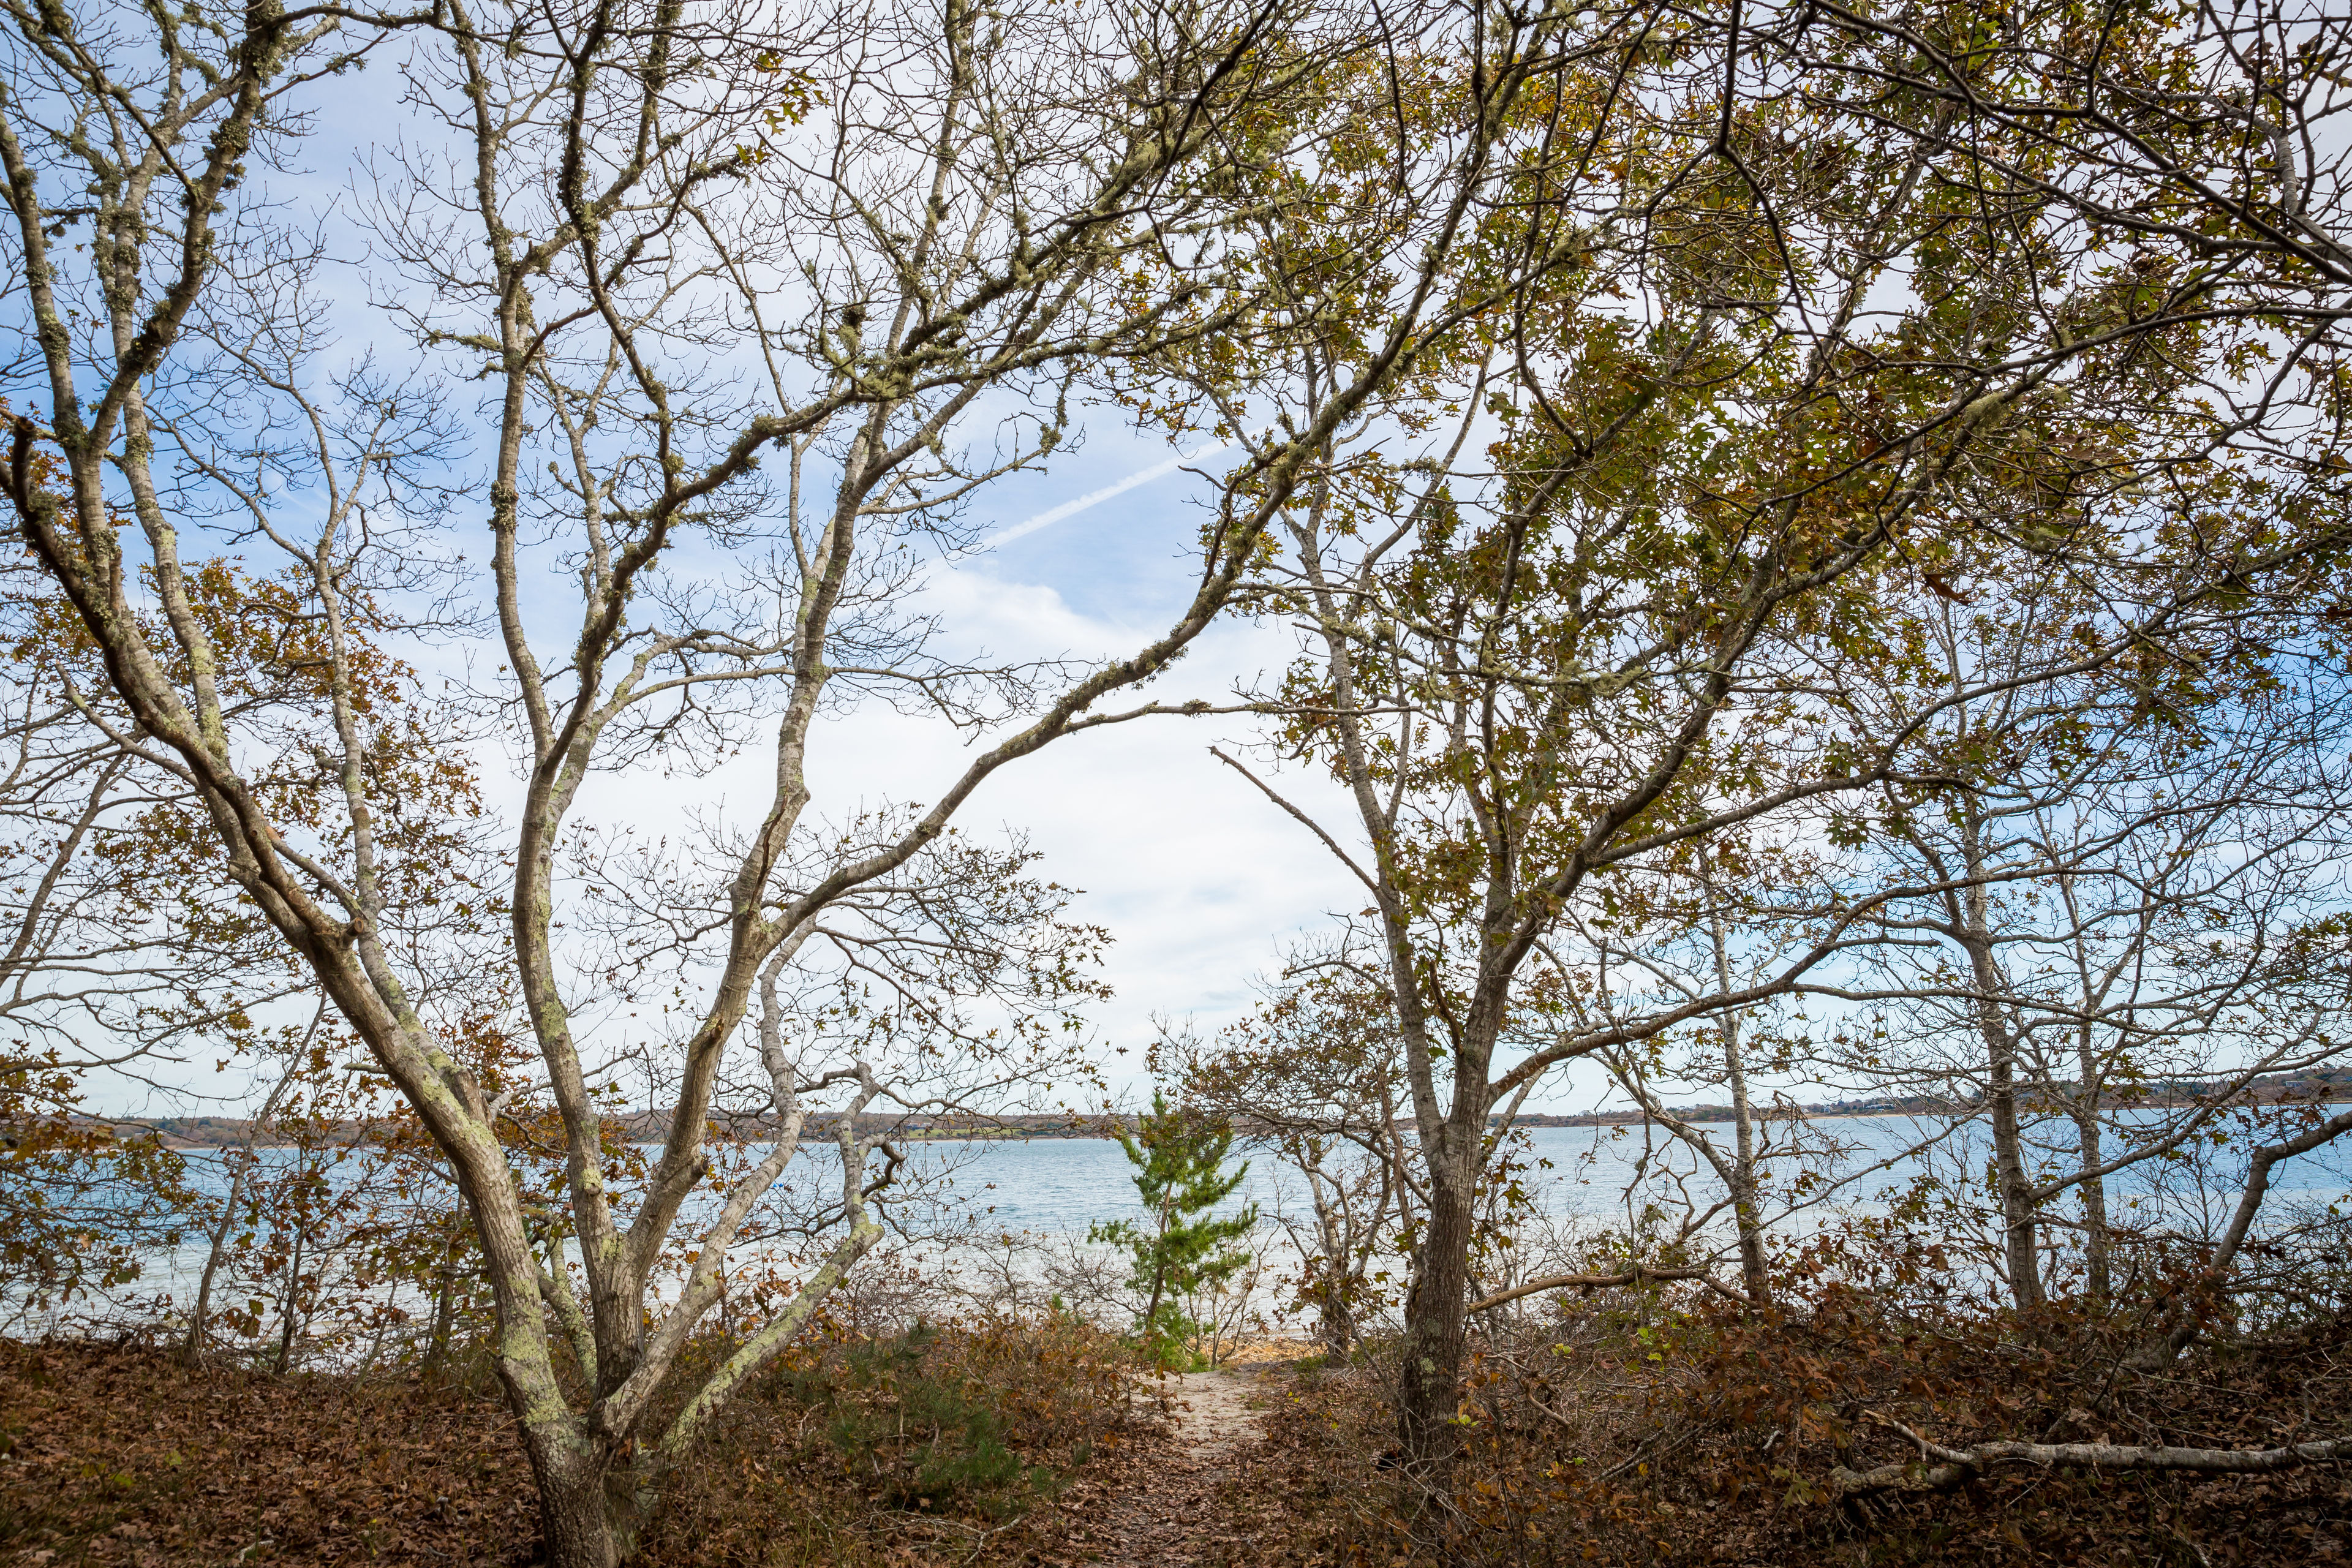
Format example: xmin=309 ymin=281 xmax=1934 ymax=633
xmin=1830 ymin=1409 xmax=2352 ymax=1498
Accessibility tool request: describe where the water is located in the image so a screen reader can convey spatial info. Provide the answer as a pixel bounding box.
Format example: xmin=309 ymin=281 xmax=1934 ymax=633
xmin=870 ymin=1113 xmax=2352 ymax=1236
xmin=160 ymin=1112 xmax=2352 ymax=1238
xmin=15 ymin=1108 xmax=2336 ymax=1357
xmin=71 ymin=1110 xmax=2349 ymax=1343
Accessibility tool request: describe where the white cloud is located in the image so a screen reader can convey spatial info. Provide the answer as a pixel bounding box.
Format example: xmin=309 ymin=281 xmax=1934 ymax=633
xmin=766 ymin=570 xmax=1362 ymax=1087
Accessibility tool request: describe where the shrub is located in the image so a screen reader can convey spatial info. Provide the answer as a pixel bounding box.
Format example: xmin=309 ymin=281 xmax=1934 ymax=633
xmin=639 ymin=1310 xmax=1153 ymax=1564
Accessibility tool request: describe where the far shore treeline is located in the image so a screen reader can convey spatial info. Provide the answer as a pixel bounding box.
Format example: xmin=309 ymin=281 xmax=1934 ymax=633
xmin=59 ymin=1064 xmax=2352 ymax=1149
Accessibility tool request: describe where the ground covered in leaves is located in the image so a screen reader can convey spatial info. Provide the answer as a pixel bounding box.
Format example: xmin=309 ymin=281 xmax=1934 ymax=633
xmin=0 ymin=1342 xmax=540 ymax=1567
xmin=1182 ymin=1294 xmax=2352 ymax=1568
xmin=0 ymin=1318 xmax=1177 ymax=1568
xmin=10 ymin=1292 xmax=2350 ymax=1568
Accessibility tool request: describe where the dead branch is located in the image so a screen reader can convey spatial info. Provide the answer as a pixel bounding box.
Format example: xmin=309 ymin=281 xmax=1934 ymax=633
xmin=1467 ymin=1266 xmax=1748 ymax=1314
xmin=1830 ymin=1409 xmax=2352 ymax=1498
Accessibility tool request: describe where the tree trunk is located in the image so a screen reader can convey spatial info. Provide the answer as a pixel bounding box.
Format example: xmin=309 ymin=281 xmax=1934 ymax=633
xmin=1143 ymin=1240 xmax=1168 ymax=1341
xmin=530 ymin=1442 xmax=629 ymax=1568
xmin=516 ymin=1409 xmax=666 ymax=1568
xmin=2070 ymin=1019 xmax=2110 ymax=1301
xmin=1395 ymin=1137 xmax=1476 ymax=1466
xmin=273 ymin=1226 xmax=306 ymax=1373
xmin=1716 ymin=974 xmax=1773 ymax=1308
xmin=423 ymin=1262 xmax=457 ymax=1383
xmin=1985 ymin=1028 xmax=2045 ymax=1311
xmin=1956 ymin=816 xmax=2044 ymax=1312
xmin=1703 ymin=888 xmax=1768 ymax=1306
xmin=2133 ymin=1106 xmax=2352 ymax=1367
xmin=1314 ymin=1254 xmax=1357 ymax=1363
xmin=2075 ymin=1104 xmax=2111 ymax=1302
xmin=181 ymin=1155 xmax=248 ymax=1365
xmin=1319 ymin=1288 xmax=1354 ymax=1362
xmin=1305 ymin=1163 xmax=1357 ymax=1361
xmin=184 ymin=1052 xmax=303 ymax=1365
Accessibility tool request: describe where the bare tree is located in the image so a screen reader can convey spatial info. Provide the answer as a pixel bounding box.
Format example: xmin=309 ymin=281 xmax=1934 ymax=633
xmin=0 ymin=0 xmax=1602 ymax=1555
xmin=1838 ymin=586 xmax=2352 ymax=1311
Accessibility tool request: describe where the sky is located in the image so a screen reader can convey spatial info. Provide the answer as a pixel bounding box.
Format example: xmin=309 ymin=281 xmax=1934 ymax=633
xmin=727 ymin=432 xmax=1615 ymax=1114
xmin=581 ymin=426 xmax=1378 ymax=1102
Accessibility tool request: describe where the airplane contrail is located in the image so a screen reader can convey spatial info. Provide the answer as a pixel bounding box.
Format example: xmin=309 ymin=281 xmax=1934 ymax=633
xmin=959 ymin=440 xmax=1234 ymax=557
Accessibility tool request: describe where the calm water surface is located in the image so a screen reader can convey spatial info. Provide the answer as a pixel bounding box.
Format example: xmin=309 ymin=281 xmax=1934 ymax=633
xmin=173 ymin=1114 xmax=2352 ymax=1235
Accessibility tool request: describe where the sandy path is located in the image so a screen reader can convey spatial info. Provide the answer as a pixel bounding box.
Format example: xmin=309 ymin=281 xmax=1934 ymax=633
xmin=1054 ymin=1369 xmax=1269 ymax=1566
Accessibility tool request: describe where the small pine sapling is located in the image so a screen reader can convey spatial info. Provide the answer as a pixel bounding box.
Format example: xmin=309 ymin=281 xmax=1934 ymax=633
xmin=1090 ymin=1091 xmax=1259 ymax=1368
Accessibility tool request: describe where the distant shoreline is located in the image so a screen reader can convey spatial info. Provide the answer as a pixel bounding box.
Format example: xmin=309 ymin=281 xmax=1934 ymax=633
xmin=53 ymin=1068 xmax=2352 ymax=1150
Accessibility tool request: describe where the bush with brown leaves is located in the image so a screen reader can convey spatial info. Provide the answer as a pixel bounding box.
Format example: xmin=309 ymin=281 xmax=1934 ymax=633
xmin=1197 ymin=1267 xmax=2352 ymax=1568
